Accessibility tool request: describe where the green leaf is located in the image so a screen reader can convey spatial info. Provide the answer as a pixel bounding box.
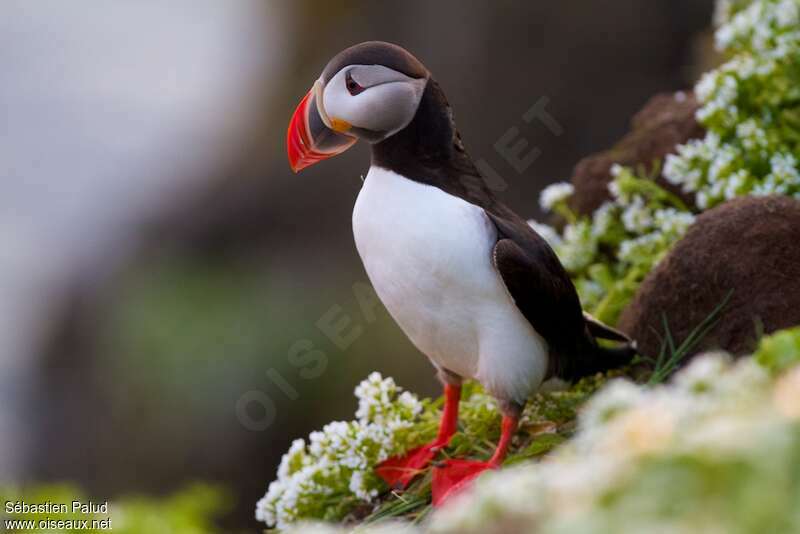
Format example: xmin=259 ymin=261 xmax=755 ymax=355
xmin=755 ymin=327 xmax=800 ymax=375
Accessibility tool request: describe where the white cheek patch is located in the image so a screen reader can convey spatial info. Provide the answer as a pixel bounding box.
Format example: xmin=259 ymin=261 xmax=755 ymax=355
xmin=322 ymin=65 xmax=427 ymax=138
xmin=349 ymin=80 xmax=426 ymax=134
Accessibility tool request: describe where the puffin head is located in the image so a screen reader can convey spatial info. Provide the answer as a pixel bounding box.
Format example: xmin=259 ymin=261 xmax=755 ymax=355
xmin=287 ymin=41 xmax=429 ymax=172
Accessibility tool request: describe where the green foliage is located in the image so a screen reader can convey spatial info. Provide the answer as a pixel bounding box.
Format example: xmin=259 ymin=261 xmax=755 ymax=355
xmin=254 ymin=373 xmax=434 ymax=529
xmin=755 ymin=326 xmax=800 ymax=374
xmin=256 ymin=371 xmax=623 ymax=529
xmin=534 ymin=166 xmax=696 ymax=326
xmin=534 ymin=0 xmax=800 ymax=324
xmin=424 ymin=342 xmax=800 ymax=534
xmin=644 ymin=291 xmax=733 ymax=384
xmin=281 ymin=328 xmax=800 ymax=533
xmin=1 ymin=484 xmax=228 ymax=534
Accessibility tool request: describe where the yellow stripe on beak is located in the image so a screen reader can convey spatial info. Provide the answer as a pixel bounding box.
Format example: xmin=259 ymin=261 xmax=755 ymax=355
xmin=329 ymin=117 xmax=352 ymax=133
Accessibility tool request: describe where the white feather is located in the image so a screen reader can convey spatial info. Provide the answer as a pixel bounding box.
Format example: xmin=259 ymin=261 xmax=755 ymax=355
xmin=352 ymin=167 xmax=549 ymax=403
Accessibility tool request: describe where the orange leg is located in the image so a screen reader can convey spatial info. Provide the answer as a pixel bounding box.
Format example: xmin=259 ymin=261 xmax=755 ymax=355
xmin=376 ymin=384 xmax=461 ymax=488
xmin=431 ymin=414 xmax=518 ymax=506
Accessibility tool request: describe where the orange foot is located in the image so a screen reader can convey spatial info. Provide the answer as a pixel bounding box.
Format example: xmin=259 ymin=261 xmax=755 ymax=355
xmin=431 ymin=459 xmax=497 ymax=506
xmin=431 ymin=414 xmax=519 ymax=506
xmin=376 ymin=441 xmax=446 ymax=489
xmin=376 ymin=383 xmax=462 ymax=489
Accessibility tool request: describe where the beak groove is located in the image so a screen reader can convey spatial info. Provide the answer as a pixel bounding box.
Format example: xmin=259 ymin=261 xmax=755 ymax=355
xmin=287 ymin=84 xmax=356 ymax=173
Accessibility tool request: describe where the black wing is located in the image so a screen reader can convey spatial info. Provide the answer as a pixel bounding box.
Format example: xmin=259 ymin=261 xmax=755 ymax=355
xmin=488 ymin=212 xmax=633 ymax=381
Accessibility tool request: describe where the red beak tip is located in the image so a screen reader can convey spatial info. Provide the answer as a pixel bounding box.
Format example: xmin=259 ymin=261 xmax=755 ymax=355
xmin=287 ymin=87 xmax=356 ymax=173
xmin=288 ymin=158 xmax=311 ymax=173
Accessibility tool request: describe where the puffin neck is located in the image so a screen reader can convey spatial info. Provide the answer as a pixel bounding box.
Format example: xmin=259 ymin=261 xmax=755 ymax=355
xmin=367 ymin=78 xmax=500 ymax=212
xmin=370 ymin=78 xmax=459 ymax=174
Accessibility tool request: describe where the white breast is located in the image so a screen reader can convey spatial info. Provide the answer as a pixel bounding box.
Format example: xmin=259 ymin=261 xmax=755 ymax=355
xmin=352 ymin=166 xmax=548 ymax=403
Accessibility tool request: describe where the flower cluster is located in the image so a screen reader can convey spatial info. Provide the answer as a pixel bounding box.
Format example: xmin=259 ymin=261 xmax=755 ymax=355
xmin=533 ymin=0 xmax=800 ymax=323
xmin=257 ymin=370 xmax=620 ymax=529
xmin=429 ymin=334 xmax=800 ymax=534
xmin=278 ymin=327 xmax=800 ymax=534
xmin=531 ymin=165 xmax=695 ymax=322
xmin=670 ymin=0 xmax=800 ymax=203
xmin=256 ymin=374 xmax=552 ymax=528
xmin=538 ymin=182 xmax=575 ymax=211
xmin=255 ymin=373 xmax=427 ymax=529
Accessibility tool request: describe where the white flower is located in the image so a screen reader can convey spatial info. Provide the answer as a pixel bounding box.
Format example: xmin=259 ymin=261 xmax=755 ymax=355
xmin=348 ymin=470 xmax=378 ymax=501
xmin=775 ymin=0 xmax=800 ymax=28
xmin=724 ymin=169 xmax=745 ymax=198
xmin=579 ymin=379 xmax=645 ymax=431
xmin=256 ymin=372 xmax=423 ymax=528
xmin=596 ymin=400 xmax=677 ymax=457
xmin=736 ymin=119 xmax=768 ymax=150
xmin=767 ymin=152 xmax=800 ymax=185
xmin=674 ymin=351 xmax=732 ymax=394
xmin=620 ymin=195 xmax=653 ymax=233
xmin=653 ymin=208 xmax=695 ymax=236
xmin=695 ymin=70 xmax=720 ymax=103
xmin=618 ymin=232 xmax=663 ymax=265
xmin=607 ymin=179 xmax=622 ymax=199
xmin=539 ymin=182 xmax=575 ymax=211
xmin=556 ymin=221 xmax=597 ymax=271
xmin=696 ymin=190 xmax=711 ymax=210
xmin=591 ymin=202 xmax=617 ymax=237
xmin=398 ymin=391 xmax=423 ymax=415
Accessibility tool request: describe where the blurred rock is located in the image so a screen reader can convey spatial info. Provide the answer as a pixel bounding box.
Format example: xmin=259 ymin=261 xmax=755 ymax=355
xmin=569 ymin=91 xmax=704 ymax=216
xmin=618 ymin=196 xmax=800 ymax=359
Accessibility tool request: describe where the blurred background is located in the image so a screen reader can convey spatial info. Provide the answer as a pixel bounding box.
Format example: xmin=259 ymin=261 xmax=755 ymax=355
xmin=0 ymin=0 xmax=714 ymax=529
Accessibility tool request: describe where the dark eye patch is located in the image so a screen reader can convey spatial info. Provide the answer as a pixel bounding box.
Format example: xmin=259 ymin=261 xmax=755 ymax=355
xmin=345 ymin=71 xmax=365 ymax=96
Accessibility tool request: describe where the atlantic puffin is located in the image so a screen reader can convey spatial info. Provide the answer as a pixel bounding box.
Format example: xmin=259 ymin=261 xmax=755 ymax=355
xmin=287 ymin=41 xmax=635 ymax=505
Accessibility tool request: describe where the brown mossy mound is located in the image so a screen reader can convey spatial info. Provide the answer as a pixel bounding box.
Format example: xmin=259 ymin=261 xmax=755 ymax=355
xmin=618 ymin=195 xmax=800 ymax=359
xmin=569 ymin=91 xmax=703 ymax=216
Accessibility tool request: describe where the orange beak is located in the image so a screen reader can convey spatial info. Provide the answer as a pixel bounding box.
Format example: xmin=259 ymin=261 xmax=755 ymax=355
xmin=287 ymin=84 xmax=356 ymax=173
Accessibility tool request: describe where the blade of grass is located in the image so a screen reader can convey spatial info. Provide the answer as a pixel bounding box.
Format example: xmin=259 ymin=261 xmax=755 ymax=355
xmin=363 ymin=493 xmax=428 ymax=524
xmin=648 ymin=290 xmax=733 ymax=384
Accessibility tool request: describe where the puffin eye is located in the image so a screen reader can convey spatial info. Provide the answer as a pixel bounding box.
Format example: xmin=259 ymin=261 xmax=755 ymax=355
xmin=345 ymin=71 xmax=365 ymax=96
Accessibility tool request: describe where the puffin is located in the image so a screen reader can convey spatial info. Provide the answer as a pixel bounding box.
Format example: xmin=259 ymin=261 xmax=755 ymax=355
xmin=287 ymin=41 xmax=635 ymax=505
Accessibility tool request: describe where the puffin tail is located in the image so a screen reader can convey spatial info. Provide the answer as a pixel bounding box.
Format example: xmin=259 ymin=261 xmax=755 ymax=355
xmin=549 ymin=313 xmax=639 ymax=382
xmin=583 ymin=311 xmax=632 ymax=344
xmin=582 ymin=312 xmax=638 ymax=375
xmin=591 ymin=342 xmax=638 ymax=367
